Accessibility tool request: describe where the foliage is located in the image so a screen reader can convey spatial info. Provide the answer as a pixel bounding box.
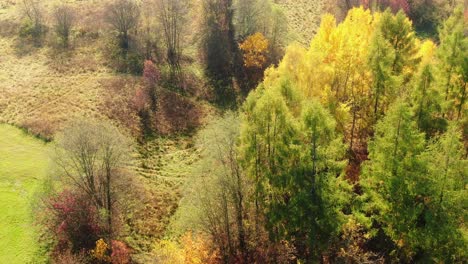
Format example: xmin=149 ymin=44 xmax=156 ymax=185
xmin=410 ymin=40 xmax=446 ymax=136
xmin=240 ymin=77 xmax=351 ymax=261
xmin=360 ymin=101 xmax=467 ymax=261
xmin=110 ymin=240 xmax=131 ymax=264
xmin=200 ymin=0 xmax=237 ymax=104
xmin=53 ymin=4 xmax=75 ymax=48
xmin=92 ymin=238 xmax=111 ymax=262
xmin=19 ymin=0 xmax=45 ymax=44
xmin=436 ymin=5 xmax=467 ymax=120
xmin=48 ymin=190 xmax=102 ymax=253
xmin=153 ymin=233 xmax=218 ymax=264
xmin=54 ymin=119 xmax=131 ymax=241
xmin=239 ymin=32 xmax=269 ymax=68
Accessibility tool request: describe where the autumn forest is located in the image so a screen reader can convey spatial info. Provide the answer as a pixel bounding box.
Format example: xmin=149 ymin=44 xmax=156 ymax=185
xmin=0 ymin=0 xmax=466 ymax=263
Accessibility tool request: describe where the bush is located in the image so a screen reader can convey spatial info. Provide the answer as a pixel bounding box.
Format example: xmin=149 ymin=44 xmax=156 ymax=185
xmin=47 ymin=190 xmax=102 ymax=254
xmin=19 ymin=18 xmax=44 ymax=40
xmin=111 ymin=240 xmax=131 ymax=264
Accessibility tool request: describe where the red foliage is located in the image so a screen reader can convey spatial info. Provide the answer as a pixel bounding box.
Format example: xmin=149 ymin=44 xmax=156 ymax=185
xmin=133 ymin=87 xmax=151 ymax=112
xmin=48 ymin=190 xmax=102 ymax=253
xmin=111 ymin=240 xmax=131 ymax=264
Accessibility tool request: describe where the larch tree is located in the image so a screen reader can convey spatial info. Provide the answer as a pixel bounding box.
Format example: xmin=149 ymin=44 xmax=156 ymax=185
xmin=368 ymin=26 xmax=396 ymax=120
xmin=361 ymin=101 xmax=429 ymax=261
xmin=416 ymin=123 xmax=468 ymax=262
xmin=240 ymin=77 xmax=351 ymax=261
xmin=411 ymin=40 xmax=445 ymax=136
xmin=436 ymin=6 xmax=467 ymax=120
xmin=378 ymin=10 xmax=420 ymax=82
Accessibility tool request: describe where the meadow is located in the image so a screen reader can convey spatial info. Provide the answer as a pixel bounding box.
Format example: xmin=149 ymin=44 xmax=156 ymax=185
xmin=0 ymin=125 xmax=49 ymax=263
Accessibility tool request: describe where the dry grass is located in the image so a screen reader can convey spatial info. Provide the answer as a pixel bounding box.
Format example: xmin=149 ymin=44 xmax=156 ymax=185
xmin=277 ymin=0 xmax=325 ymax=46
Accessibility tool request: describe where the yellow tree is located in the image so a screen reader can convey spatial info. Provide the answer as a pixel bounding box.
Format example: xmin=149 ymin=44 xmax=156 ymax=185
xmin=239 ymin=32 xmax=269 ymax=68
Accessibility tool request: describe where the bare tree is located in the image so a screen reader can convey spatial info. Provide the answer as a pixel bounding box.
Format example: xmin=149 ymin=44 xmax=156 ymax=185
xmin=54 ymin=119 xmax=131 ymax=239
xmin=54 ymin=4 xmax=75 ymax=48
xmin=155 ymin=0 xmax=188 ymax=73
xmin=194 ymin=112 xmax=249 ymax=262
xmin=106 ymin=0 xmax=140 ymax=50
xmin=21 ymin=0 xmax=44 ymax=42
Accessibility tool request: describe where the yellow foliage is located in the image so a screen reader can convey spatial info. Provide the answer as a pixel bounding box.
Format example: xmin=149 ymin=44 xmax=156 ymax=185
xmin=153 ymin=239 xmax=184 ymax=264
xmin=239 ymin=32 xmax=269 ymax=68
xmin=92 ymin=238 xmax=111 ymax=262
xmin=182 ymin=232 xmax=218 ymax=264
xmin=418 ymin=40 xmax=437 ymax=65
xmin=153 ymin=232 xmax=218 ymax=264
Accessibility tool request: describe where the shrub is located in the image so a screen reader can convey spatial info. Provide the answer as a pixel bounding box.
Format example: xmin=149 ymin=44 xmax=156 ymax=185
xmin=91 ymin=238 xmax=111 ymax=262
xmin=47 ymin=190 xmax=102 ymax=254
xmin=20 ymin=0 xmax=45 ymax=44
xmin=53 ymin=4 xmax=75 ymax=48
xmin=111 ymin=240 xmax=131 ymax=264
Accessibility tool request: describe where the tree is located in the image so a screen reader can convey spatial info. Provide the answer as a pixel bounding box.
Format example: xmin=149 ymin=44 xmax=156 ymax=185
xmin=436 ymin=6 xmax=467 ymax=120
xmin=156 ymin=0 xmax=188 ymax=74
xmin=239 ymin=32 xmax=269 ymax=89
xmin=192 ymin=112 xmax=248 ymax=262
xmin=367 ymin=26 xmax=396 ymax=119
xmin=361 ymin=101 xmax=428 ymax=261
xmin=240 ymin=78 xmax=351 ymax=261
xmin=378 ymin=10 xmax=420 ymax=81
xmin=201 ymin=0 xmax=237 ymax=103
xmin=239 ymin=32 xmax=269 ymax=68
xmin=233 ymin=0 xmax=264 ymax=39
xmin=54 ymin=119 xmax=131 ymax=239
xmin=143 ymin=60 xmax=161 ymax=110
xmin=20 ymin=0 xmax=45 ymax=44
xmin=411 ymin=41 xmax=446 ymax=136
xmin=53 ymin=4 xmax=75 ymax=48
xmin=106 ymin=0 xmax=140 ymax=50
xmin=416 ymin=123 xmax=468 ymax=262
xmin=47 ymin=190 xmax=102 ymax=253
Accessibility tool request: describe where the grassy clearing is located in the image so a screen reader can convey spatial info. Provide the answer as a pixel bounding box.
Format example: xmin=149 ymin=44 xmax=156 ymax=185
xmin=0 ymin=124 xmax=49 ymax=263
xmin=125 ymin=136 xmax=199 ymax=263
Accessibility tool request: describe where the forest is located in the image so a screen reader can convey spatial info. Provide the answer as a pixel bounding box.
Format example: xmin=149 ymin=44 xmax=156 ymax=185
xmin=0 ymin=0 xmax=466 ymax=263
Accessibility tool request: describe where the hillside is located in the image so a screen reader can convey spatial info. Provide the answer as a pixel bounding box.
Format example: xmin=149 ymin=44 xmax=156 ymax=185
xmin=0 ymin=0 xmax=328 ymax=262
xmin=277 ymin=0 xmax=325 ymax=45
xmin=1 ymin=0 xmax=465 ymax=263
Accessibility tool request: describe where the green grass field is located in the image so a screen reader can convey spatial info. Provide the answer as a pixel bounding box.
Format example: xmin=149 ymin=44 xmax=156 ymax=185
xmin=0 ymin=124 xmax=49 ymax=263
